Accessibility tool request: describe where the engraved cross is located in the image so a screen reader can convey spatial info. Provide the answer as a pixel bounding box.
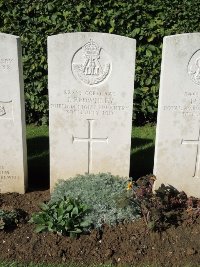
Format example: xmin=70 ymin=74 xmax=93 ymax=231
xmin=72 ymin=119 xmax=108 ymax=174
xmin=181 ymin=127 xmax=200 ymax=178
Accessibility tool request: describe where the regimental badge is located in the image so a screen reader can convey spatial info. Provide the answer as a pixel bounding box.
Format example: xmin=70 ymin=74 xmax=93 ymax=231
xmin=72 ymin=39 xmax=111 ymax=86
xmin=188 ymin=50 xmax=200 ymax=85
xmin=0 ymin=105 xmax=6 ymax=116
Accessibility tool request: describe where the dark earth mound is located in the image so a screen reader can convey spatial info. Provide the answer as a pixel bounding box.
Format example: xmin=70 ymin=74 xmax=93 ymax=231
xmin=0 ymin=190 xmax=200 ymax=267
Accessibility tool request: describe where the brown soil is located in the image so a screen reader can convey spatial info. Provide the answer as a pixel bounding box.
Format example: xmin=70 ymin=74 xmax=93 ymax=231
xmin=0 ymin=190 xmax=200 ymax=267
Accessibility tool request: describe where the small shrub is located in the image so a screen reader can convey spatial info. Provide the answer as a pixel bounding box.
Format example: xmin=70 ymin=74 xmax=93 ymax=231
xmin=51 ymin=173 xmax=140 ymax=229
xmin=128 ymin=175 xmax=200 ymax=231
xmin=0 ymin=209 xmax=22 ymax=230
xmin=30 ymin=196 xmax=90 ymax=237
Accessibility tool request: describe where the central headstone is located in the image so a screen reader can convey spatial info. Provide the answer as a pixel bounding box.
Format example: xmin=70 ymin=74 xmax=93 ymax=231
xmin=154 ymin=33 xmax=200 ymax=198
xmin=0 ymin=33 xmax=27 ymax=194
xmin=48 ymin=32 xmax=136 ymax=190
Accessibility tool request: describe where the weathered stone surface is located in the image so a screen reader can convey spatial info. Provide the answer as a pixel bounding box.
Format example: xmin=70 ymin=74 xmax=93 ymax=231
xmin=48 ymin=32 xmax=136 ymax=190
xmin=154 ymin=33 xmax=200 ymax=197
xmin=0 ymin=33 xmax=27 ymax=194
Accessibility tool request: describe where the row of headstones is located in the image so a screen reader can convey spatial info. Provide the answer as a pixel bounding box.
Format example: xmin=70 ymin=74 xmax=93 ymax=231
xmin=0 ymin=32 xmax=200 ymax=198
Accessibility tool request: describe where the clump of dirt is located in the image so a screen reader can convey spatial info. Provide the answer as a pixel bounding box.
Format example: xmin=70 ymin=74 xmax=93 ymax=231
xmin=0 ymin=190 xmax=200 ymax=267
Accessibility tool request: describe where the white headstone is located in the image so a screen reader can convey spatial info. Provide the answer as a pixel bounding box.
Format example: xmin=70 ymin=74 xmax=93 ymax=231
xmin=154 ymin=33 xmax=200 ymax=198
xmin=0 ymin=33 xmax=27 ymax=194
xmin=48 ymin=32 xmax=136 ymax=190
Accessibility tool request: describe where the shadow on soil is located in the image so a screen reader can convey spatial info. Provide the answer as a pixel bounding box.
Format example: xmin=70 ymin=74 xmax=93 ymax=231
xmin=129 ymin=137 xmax=155 ymax=180
xmin=27 ymin=136 xmax=49 ymax=191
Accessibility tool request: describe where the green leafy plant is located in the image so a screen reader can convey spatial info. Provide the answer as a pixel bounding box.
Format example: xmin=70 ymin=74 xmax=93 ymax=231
xmin=51 ymin=173 xmax=140 ymax=229
xmin=30 ymin=196 xmax=90 ymax=237
xmin=0 ymin=209 xmax=22 ymax=230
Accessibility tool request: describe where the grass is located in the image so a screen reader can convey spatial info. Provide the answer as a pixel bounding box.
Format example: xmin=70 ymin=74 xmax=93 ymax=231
xmin=26 ymin=124 xmax=156 ymax=189
xmin=26 ymin=125 xmax=49 ymax=190
xmin=130 ymin=124 xmax=156 ymax=180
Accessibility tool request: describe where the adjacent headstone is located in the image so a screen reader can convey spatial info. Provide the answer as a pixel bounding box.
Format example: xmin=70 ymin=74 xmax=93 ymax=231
xmin=48 ymin=32 xmax=136 ymax=190
xmin=154 ymin=33 xmax=200 ymax=198
xmin=0 ymin=33 xmax=27 ymax=194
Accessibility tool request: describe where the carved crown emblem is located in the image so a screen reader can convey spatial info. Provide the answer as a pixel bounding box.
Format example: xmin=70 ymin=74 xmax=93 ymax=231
xmin=72 ymin=39 xmax=111 ymax=86
xmin=84 ymin=39 xmax=101 ymax=57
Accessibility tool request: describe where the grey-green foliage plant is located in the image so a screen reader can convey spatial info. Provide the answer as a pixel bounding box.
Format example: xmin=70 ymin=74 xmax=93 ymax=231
xmin=29 ymin=196 xmax=90 ymax=237
xmin=0 ymin=209 xmax=20 ymax=230
xmin=51 ymin=173 xmax=140 ymax=229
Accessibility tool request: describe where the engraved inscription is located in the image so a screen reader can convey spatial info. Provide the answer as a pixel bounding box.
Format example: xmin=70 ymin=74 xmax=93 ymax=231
xmin=0 ymin=165 xmax=19 ymax=193
xmin=181 ymin=125 xmax=200 ymax=178
xmin=188 ymin=50 xmax=200 ymax=85
xmin=0 ymin=166 xmax=19 ymax=180
xmin=72 ymin=119 xmax=108 ymax=173
xmin=50 ymin=103 xmax=127 ymax=116
xmin=0 ymin=58 xmax=14 ymax=71
xmin=72 ymin=39 xmax=111 ymax=86
xmin=0 ymin=101 xmax=13 ymax=120
xmin=50 ymin=89 xmax=128 ymax=117
xmin=163 ymin=91 xmax=200 ymax=117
